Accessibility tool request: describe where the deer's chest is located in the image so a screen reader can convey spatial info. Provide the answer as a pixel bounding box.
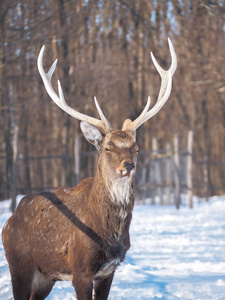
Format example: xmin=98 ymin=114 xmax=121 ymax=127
xmin=93 ymin=229 xmax=128 ymax=280
xmin=94 ymin=257 xmax=121 ymax=279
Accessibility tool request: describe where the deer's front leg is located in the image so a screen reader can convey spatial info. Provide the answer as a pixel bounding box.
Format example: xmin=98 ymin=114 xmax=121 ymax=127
xmin=93 ymin=272 xmax=114 ymax=300
xmin=72 ymin=274 xmax=93 ymax=300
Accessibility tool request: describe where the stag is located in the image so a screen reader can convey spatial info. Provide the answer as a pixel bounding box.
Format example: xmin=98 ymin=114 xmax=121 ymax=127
xmin=2 ymin=38 xmax=177 ymax=300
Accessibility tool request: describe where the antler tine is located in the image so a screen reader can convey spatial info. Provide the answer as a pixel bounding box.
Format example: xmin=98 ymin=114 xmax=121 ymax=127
xmin=151 ymin=38 xmax=177 ymax=102
xmin=37 ymin=46 xmax=112 ymax=133
xmin=94 ymin=97 xmax=112 ymax=130
xmin=124 ymin=38 xmax=177 ymax=132
xmin=122 ymin=96 xmax=151 ymax=131
xmin=140 ymin=73 xmax=172 ymax=124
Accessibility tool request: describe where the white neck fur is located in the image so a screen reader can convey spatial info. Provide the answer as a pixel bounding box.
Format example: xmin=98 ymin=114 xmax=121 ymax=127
xmin=108 ymin=176 xmax=133 ymax=205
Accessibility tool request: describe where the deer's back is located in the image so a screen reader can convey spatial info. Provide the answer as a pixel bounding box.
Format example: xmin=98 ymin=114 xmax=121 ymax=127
xmin=2 ymin=178 xmax=96 ymax=276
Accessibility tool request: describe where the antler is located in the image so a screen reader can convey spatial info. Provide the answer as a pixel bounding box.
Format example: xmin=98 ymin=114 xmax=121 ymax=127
xmin=122 ymin=38 xmax=177 ymax=132
xmin=37 ymin=46 xmax=112 ymax=133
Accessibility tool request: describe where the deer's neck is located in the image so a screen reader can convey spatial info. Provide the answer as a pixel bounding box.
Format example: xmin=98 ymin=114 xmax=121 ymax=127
xmin=88 ymin=168 xmax=135 ymax=261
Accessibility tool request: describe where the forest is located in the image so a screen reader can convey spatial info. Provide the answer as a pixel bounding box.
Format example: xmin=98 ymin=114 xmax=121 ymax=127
xmin=0 ymin=0 xmax=225 ymax=200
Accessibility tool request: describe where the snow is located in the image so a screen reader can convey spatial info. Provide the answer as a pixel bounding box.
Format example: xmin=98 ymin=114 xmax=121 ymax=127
xmin=1 ymin=195 xmax=225 ymax=299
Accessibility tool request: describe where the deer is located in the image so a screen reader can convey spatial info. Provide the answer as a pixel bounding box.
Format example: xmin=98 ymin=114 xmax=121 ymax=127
xmin=2 ymin=38 xmax=177 ymax=300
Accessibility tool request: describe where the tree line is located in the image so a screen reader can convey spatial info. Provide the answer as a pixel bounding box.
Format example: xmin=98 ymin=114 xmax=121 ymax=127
xmin=1 ymin=0 xmax=225 ymax=200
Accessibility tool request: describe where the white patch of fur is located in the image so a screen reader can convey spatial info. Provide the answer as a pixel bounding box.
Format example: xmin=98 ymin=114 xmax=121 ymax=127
xmin=118 ymin=208 xmax=128 ymax=220
xmin=32 ymin=269 xmax=52 ymax=291
xmin=108 ymin=176 xmax=132 ymax=205
xmin=94 ymin=258 xmax=120 ymax=279
xmin=32 ymin=270 xmax=42 ymax=291
xmin=63 ymin=188 xmax=73 ymax=195
xmin=51 ymin=273 xmax=73 ymax=281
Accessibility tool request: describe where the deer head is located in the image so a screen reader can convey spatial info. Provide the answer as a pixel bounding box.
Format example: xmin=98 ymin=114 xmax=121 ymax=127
xmin=37 ymin=39 xmax=176 ymax=184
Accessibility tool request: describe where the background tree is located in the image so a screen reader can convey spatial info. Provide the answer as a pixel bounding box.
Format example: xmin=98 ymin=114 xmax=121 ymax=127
xmin=0 ymin=0 xmax=225 ymax=200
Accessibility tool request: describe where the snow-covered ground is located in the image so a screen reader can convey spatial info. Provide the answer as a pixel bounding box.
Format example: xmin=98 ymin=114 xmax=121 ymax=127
xmin=1 ymin=195 xmax=225 ymax=299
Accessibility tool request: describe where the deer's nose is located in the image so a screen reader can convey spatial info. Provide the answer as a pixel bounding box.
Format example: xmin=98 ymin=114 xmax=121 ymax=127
xmin=123 ymin=161 xmax=135 ymax=171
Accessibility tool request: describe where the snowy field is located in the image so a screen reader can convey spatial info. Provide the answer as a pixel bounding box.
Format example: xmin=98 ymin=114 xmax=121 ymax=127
xmin=1 ymin=195 xmax=225 ymax=299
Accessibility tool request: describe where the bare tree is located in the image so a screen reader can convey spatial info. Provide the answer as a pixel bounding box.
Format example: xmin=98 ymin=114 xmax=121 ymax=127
xmin=1 ymin=0 xmax=225 ymax=200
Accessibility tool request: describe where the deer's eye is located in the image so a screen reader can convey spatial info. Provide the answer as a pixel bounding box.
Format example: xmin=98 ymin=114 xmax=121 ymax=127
xmin=105 ymin=148 xmax=111 ymax=152
xmin=133 ymin=145 xmax=139 ymax=153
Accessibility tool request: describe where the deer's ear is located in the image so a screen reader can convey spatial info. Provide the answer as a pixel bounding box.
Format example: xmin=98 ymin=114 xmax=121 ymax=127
xmin=80 ymin=121 xmax=103 ymax=151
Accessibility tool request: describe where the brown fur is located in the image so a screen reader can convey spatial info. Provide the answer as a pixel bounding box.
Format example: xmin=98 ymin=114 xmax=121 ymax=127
xmin=2 ymin=129 xmax=138 ymax=300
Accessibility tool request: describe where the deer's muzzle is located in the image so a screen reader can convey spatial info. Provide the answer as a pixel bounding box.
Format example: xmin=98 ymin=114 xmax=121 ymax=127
xmin=123 ymin=161 xmax=135 ymax=171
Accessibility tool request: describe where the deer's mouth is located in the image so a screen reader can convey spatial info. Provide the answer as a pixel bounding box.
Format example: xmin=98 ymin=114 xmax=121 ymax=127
xmin=117 ymin=169 xmax=135 ymax=178
xmin=117 ymin=160 xmax=136 ymax=178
